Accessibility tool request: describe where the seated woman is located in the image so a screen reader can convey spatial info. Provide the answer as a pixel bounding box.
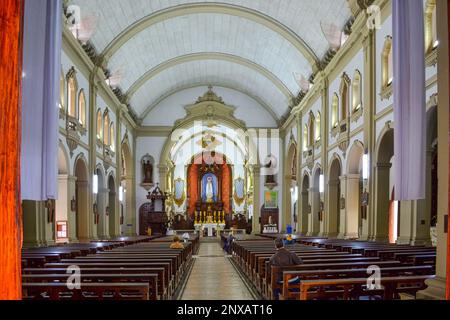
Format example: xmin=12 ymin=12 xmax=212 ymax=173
xmin=170 ymin=236 xmax=184 ymax=249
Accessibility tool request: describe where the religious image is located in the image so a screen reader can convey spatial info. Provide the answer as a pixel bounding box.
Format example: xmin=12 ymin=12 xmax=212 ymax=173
xmin=201 ymin=173 xmax=218 ymax=203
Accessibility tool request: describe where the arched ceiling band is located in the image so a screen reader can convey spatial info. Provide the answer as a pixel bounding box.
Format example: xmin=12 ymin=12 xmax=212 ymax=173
xmin=126 ymin=52 xmax=292 ymax=100
xmin=100 ymin=3 xmax=320 ymax=69
xmin=139 ymin=82 xmax=280 ymax=123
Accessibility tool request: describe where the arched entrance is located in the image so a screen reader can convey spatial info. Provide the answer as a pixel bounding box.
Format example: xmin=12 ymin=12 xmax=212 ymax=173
xmin=346 ymin=141 xmax=364 ymax=239
xmin=309 ymin=167 xmax=321 ymax=236
xmin=374 ymin=126 xmax=394 ymax=242
xmin=328 ymin=157 xmax=341 ymax=238
xmin=299 ymin=174 xmax=310 ymax=235
xmin=108 ymin=174 xmax=117 ymax=238
xmin=96 ymin=166 xmax=107 ymax=238
xmin=74 ymin=156 xmax=89 ymax=241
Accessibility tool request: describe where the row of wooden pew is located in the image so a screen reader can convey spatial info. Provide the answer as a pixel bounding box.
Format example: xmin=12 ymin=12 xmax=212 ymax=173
xmin=21 ymin=235 xmax=199 ymax=300
xmin=231 ymin=236 xmax=436 ymax=300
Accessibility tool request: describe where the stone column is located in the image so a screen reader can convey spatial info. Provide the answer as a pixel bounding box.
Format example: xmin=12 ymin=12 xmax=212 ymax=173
xmin=338 ymin=175 xmax=347 ymax=239
xmin=308 ymin=187 xmax=320 ymax=236
xmin=361 ymin=20 xmax=376 ymax=241
xmin=252 ymin=165 xmax=261 ymax=234
xmin=299 ymin=190 xmax=309 ymax=235
xmin=56 ymin=174 xmax=69 ymax=243
xmin=67 ymin=175 xmax=78 ymax=242
xmin=372 ymin=163 xmax=391 ymax=242
xmin=295 ymin=112 xmax=303 ymax=233
xmin=326 ymin=179 xmax=340 ymax=237
xmin=397 ymin=200 xmax=431 ymax=246
xmin=418 ymin=0 xmax=448 ymax=300
xmin=97 ymin=187 xmax=109 ymax=239
xmin=345 ymin=174 xmax=361 ymax=239
xmin=22 ymin=201 xmax=55 ymax=247
xmin=124 ymin=174 xmax=136 ymax=236
xmin=76 ymin=180 xmax=91 ymax=242
xmin=320 ymin=79 xmax=329 ymax=237
xmin=88 ymin=77 xmax=98 ymax=241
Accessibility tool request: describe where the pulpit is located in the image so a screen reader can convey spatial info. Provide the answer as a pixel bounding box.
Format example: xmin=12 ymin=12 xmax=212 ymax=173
xmin=138 ymin=185 xmax=168 ymax=236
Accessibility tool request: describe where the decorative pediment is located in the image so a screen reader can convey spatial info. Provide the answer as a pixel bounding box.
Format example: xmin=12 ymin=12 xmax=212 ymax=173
xmin=196 ymin=85 xmax=224 ymax=104
xmin=174 ymin=86 xmax=246 ymax=128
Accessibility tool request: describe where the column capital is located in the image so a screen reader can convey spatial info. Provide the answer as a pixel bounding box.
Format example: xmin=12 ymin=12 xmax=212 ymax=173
xmin=376 ymin=162 xmax=392 ymax=169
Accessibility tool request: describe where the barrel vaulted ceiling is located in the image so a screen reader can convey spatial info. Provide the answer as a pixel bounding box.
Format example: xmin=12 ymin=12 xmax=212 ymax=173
xmin=68 ymin=0 xmax=353 ymax=122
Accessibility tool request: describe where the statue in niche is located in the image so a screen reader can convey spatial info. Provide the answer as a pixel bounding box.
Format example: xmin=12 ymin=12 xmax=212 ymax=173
xmin=142 ymin=160 xmax=153 ymax=184
xmin=265 ymin=160 xmax=276 ymax=184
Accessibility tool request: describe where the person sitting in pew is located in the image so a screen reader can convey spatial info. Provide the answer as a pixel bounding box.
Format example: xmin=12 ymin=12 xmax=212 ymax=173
xmin=270 ymin=237 xmax=303 ymax=300
xmin=224 ymin=230 xmax=236 ymax=254
xmin=169 ymin=236 xmax=184 ymax=249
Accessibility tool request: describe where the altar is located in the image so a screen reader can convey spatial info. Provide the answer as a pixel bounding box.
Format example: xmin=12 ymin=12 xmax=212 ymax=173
xmin=195 ymin=223 xmax=226 ymax=237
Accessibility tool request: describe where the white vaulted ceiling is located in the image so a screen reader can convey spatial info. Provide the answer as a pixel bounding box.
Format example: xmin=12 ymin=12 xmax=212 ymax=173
xmin=69 ymin=0 xmax=352 ymax=123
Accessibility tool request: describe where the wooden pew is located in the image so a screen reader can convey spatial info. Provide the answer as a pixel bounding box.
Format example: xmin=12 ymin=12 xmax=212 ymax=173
xmin=265 ymin=261 xmax=402 ymax=300
xmin=22 ymin=273 xmax=158 ymax=300
xmin=23 ymin=267 xmax=166 ymax=300
xmin=22 ymin=282 xmax=150 ymax=300
xmin=297 ymin=275 xmax=434 ymax=300
xmin=44 ymin=262 xmax=171 ymax=299
xmin=281 ymin=265 xmax=435 ymax=299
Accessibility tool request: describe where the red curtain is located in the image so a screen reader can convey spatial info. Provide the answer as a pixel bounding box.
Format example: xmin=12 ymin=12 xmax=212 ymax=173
xmin=187 ymin=153 xmax=232 ymax=216
xmin=0 ymin=0 xmax=24 ymax=300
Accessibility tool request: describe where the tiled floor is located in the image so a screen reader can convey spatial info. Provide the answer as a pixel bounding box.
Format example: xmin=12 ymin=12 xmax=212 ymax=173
xmin=181 ymin=241 xmax=254 ymax=300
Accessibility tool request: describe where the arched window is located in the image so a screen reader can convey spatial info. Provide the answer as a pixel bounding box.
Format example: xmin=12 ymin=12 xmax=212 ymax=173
xmin=308 ymin=113 xmax=315 ymax=147
xmin=382 ymin=36 xmax=393 ymax=89
xmin=303 ymin=125 xmax=308 ymax=152
xmin=352 ymin=70 xmax=362 ymax=112
xmin=103 ymin=111 xmax=110 ymax=146
xmin=340 ymin=73 xmax=350 ymax=121
xmin=78 ymin=90 xmax=86 ymax=126
xmin=315 ymin=112 xmax=321 ymax=142
xmin=67 ymin=75 xmax=77 ymax=118
xmin=59 ymin=70 xmax=65 ymax=110
xmin=425 ymin=0 xmax=437 ymax=53
xmin=331 ymin=93 xmax=339 ymax=129
xmin=96 ymin=109 xmax=102 ymax=140
xmin=110 ymin=122 xmax=115 ymax=151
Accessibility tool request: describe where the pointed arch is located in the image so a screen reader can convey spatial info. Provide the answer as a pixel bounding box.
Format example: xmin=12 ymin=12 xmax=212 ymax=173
xmin=96 ymin=109 xmax=103 ymax=140
xmin=103 ymin=110 xmax=111 ymax=146
xmin=60 ymin=68 xmax=65 ymax=110
xmin=78 ymin=90 xmax=86 ymax=127
xmin=352 ymin=70 xmax=362 ymax=112
xmin=308 ymin=112 xmax=315 ymax=147
xmin=339 ymin=72 xmax=350 ymax=122
xmin=66 ymin=68 xmax=78 ymax=118
xmin=315 ymin=112 xmax=321 ymax=142
xmin=425 ymin=0 xmax=437 ymax=54
xmin=331 ymin=93 xmax=339 ymax=129
xmin=382 ymin=36 xmax=393 ymax=89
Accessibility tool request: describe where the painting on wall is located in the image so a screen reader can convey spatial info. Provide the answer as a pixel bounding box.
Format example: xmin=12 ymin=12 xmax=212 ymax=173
xmin=264 ymin=190 xmax=278 ymax=209
xmin=233 ymin=177 xmax=245 ymax=206
xmin=174 ymin=178 xmax=185 ymax=207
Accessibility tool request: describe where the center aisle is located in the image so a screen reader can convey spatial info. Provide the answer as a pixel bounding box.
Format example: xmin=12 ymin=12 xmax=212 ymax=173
xmin=181 ymin=240 xmax=254 ymax=300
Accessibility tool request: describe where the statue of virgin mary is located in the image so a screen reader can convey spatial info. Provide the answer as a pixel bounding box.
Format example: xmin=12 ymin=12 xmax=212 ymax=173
xmin=202 ymin=174 xmax=217 ymax=203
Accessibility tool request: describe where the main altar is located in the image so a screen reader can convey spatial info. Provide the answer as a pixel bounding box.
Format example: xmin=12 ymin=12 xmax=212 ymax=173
xmin=187 ymin=152 xmax=231 ymax=236
xmin=194 ymin=206 xmax=226 ymax=237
